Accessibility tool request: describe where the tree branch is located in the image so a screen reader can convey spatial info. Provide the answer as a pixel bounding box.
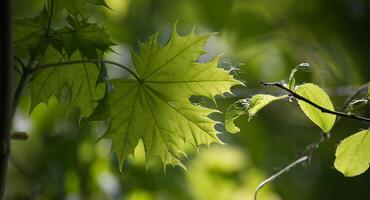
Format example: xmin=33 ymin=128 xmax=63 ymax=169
xmin=0 ymin=0 xmax=13 ymax=198
xmin=253 ymin=82 xmax=369 ymax=200
xmin=260 ymin=81 xmax=370 ymax=123
xmin=33 ymin=59 xmax=141 ymax=81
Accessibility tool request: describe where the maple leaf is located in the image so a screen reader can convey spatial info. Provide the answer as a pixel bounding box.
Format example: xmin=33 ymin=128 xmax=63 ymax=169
xmin=55 ymin=15 xmax=114 ymax=59
xmin=97 ymin=26 xmax=242 ymax=169
xmin=13 ymin=8 xmax=50 ymax=58
xmin=29 ymin=47 xmax=105 ymax=119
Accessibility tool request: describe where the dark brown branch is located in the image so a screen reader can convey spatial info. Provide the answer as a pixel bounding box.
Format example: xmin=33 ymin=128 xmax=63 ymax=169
xmin=260 ymin=81 xmax=370 ymax=123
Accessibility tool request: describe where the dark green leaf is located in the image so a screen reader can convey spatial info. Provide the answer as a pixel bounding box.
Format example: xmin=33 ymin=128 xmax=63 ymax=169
xmin=225 ymin=99 xmax=248 ymax=134
xmin=29 ymin=46 xmax=105 ymax=119
xmin=55 ymin=16 xmax=114 ymax=59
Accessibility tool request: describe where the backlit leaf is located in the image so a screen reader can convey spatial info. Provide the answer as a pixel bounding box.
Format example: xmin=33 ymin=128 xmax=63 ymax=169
xmin=97 ymin=26 xmax=241 ymax=169
xmin=334 ymin=129 xmax=370 ymax=177
xmin=296 ymin=83 xmax=336 ymax=133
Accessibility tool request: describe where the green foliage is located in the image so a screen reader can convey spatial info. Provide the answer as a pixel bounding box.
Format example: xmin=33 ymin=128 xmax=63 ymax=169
xmin=296 ymin=83 xmax=336 ymax=133
xmin=13 ymin=8 xmax=50 ymax=58
xmin=56 ymin=15 xmax=114 ymax=58
xmin=53 ymin=0 xmax=109 ymax=16
xmin=247 ymin=94 xmax=287 ymax=120
xmin=334 ymin=129 xmax=370 ymax=177
xmin=225 ymin=100 xmax=248 ymax=134
xmin=30 ymin=47 xmax=105 ymax=119
xmin=21 ymin=0 xmax=242 ymax=171
xmin=225 ymin=94 xmax=287 ymax=133
xmin=96 ymin=27 xmax=241 ymax=169
xmin=23 ymin=3 xmax=114 ymax=120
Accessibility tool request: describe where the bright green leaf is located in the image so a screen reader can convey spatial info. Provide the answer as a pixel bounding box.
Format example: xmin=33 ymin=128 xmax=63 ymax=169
xmin=97 ymin=26 xmax=241 ymax=169
xmin=296 ymin=83 xmax=336 ymax=132
xmin=225 ymin=100 xmax=248 ymax=134
xmin=29 ymin=47 xmax=105 ymax=119
xmin=248 ymin=94 xmax=287 ymax=120
xmin=334 ymin=129 xmax=370 ymax=177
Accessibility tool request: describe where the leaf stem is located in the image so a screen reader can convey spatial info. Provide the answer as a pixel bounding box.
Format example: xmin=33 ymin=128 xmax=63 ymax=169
xmin=33 ymin=59 xmax=141 ymax=81
xmin=260 ymin=81 xmax=370 ymax=123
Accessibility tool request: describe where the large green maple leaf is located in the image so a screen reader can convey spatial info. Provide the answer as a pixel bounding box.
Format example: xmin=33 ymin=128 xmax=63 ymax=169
xmin=99 ymin=27 xmax=241 ymax=169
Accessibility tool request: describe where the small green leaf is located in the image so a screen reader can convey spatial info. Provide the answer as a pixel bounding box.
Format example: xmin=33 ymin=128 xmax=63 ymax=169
xmin=225 ymin=100 xmax=248 ymax=134
xmin=248 ymin=94 xmax=287 ymax=120
xmin=296 ymin=83 xmax=336 ymax=132
xmin=287 ymin=63 xmax=310 ymax=90
xmin=334 ymin=129 xmax=370 ymax=177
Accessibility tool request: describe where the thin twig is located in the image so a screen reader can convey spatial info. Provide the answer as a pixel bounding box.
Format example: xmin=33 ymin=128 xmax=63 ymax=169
xmin=340 ymin=83 xmax=369 ymax=112
xmin=260 ymin=81 xmax=370 ymax=123
xmin=33 ymin=59 xmax=141 ymax=81
xmin=14 ymin=56 xmax=25 ymax=71
xmin=254 ymin=156 xmax=309 ymax=200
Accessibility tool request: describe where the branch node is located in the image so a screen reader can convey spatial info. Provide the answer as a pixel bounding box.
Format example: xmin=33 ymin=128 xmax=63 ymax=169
xmin=11 ymin=131 xmax=28 ymax=140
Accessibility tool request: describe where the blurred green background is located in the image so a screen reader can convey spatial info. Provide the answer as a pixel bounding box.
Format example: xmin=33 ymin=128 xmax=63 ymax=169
xmin=8 ymin=0 xmax=370 ymax=199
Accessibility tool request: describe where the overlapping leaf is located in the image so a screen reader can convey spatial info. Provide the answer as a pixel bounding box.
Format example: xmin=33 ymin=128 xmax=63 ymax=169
xmin=13 ymin=8 xmax=50 ymax=58
xmin=30 ymin=47 xmax=105 ymax=119
xmin=98 ymin=27 xmax=241 ymax=168
xmin=56 ymin=15 xmax=114 ymax=59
